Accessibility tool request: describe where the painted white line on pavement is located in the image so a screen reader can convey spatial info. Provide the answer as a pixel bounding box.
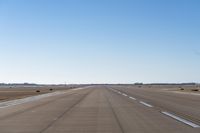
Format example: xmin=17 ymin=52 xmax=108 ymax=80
xmin=162 ymin=111 xmax=200 ymax=128
xmin=129 ymin=96 xmax=136 ymax=100
xmin=139 ymin=101 xmax=153 ymax=107
xmin=122 ymin=93 xmax=128 ymax=97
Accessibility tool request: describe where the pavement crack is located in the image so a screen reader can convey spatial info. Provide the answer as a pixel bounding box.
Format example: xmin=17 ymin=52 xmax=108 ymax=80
xmin=104 ymin=88 xmax=125 ymax=133
xmin=39 ymin=90 xmax=93 ymax=133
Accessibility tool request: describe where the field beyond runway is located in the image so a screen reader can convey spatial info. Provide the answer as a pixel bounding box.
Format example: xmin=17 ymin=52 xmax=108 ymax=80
xmin=0 ymin=85 xmax=80 ymax=102
xmin=0 ymin=85 xmax=199 ymax=133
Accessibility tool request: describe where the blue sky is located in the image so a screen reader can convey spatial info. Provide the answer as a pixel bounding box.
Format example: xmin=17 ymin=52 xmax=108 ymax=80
xmin=0 ymin=0 xmax=200 ymax=84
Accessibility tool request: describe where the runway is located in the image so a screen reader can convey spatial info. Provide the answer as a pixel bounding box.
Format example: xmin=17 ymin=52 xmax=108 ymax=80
xmin=0 ymin=85 xmax=199 ymax=133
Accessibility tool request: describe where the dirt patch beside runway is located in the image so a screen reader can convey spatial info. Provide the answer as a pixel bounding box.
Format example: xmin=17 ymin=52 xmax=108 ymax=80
xmin=0 ymin=85 xmax=84 ymax=102
xmin=168 ymin=86 xmax=200 ymax=94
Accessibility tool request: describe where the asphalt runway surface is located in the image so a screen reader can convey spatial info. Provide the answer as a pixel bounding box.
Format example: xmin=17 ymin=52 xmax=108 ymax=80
xmin=0 ymin=85 xmax=199 ymax=133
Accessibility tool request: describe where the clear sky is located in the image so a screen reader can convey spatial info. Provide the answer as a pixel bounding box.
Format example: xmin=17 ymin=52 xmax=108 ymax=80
xmin=0 ymin=0 xmax=200 ymax=84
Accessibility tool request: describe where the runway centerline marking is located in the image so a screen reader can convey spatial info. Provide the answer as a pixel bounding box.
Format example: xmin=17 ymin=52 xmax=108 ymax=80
xmin=139 ymin=101 xmax=153 ymax=108
xmin=162 ymin=111 xmax=200 ymax=128
xmin=129 ymin=96 xmax=136 ymax=100
xmin=122 ymin=93 xmax=128 ymax=97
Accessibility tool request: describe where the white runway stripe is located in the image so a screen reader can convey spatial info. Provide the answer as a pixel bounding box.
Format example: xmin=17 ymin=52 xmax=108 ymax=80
xmin=129 ymin=96 xmax=136 ymax=100
xmin=162 ymin=111 xmax=200 ymax=128
xmin=139 ymin=101 xmax=153 ymax=107
xmin=122 ymin=93 xmax=128 ymax=97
